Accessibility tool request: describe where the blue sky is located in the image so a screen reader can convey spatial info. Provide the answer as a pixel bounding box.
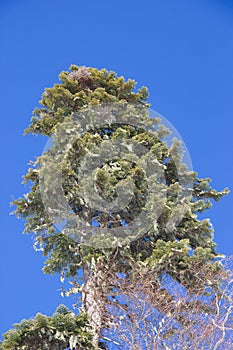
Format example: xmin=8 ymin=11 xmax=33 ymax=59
xmin=1 ymin=0 xmax=233 ymax=340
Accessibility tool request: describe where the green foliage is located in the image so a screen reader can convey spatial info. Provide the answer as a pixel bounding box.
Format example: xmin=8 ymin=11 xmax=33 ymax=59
xmin=0 ymin=305 xmax=93 ymax=350
xmin=25 ymin=65 xmax=149 ymax=136
xmin=12 ymin=65 xmax=229 ymax=284
xmin=144 ymin=238 xmax=225 ymax=292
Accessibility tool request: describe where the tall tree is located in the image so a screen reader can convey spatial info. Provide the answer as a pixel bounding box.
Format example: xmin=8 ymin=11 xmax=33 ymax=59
xmin=4 ymin=65 xmax=229 ymax=349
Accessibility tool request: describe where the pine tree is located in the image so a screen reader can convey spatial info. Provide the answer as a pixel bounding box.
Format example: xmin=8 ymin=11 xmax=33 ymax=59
xmin=1 ymin=305 xmax=94 ymax=350
xmin=2 ymin=65 xmax=230 ymax=349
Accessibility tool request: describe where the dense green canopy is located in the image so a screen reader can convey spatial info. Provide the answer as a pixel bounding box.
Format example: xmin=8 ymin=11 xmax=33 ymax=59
xmin=0 ymin=305 xmax=93 ymax=350
xmin=13 ymin=65 xmax=228 ymax=280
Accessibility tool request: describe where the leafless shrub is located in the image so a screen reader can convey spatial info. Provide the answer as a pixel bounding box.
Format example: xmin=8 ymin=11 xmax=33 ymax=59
xmin=96 ymin=256 xmax=233 ymax=349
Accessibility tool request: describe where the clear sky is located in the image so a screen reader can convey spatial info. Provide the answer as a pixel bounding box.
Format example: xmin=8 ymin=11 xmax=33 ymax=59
xmin=1 ymin=0 xmax=233 ymax=340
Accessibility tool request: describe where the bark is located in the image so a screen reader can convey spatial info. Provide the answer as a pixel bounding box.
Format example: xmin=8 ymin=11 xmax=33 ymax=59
xmin=82 ymin=262 xmax=107 ymax=349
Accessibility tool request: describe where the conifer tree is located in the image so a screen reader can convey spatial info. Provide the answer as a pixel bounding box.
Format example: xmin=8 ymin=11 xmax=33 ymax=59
xmin=1 ymin=305 xmax=94 ymax=350
xmin=2 ymin=65 xmax=230 ymax=349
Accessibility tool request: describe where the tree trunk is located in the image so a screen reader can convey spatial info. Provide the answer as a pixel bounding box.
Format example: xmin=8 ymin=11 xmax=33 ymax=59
xmin=82 ymin=262 xmax=106 ymax=349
